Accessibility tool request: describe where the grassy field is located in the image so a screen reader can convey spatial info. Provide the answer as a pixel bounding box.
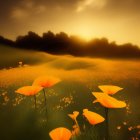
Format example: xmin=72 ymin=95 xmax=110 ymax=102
xmin=0 ymin=45 xmax=140 ymax=140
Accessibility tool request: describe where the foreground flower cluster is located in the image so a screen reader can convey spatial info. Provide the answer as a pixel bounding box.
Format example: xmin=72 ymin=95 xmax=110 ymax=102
xmin=15 ymin=76 xmax=60 ymax=109
xmin=49 ymin=85 xmax=126 ymax=140
xmin=15 ymin=78 xmax=126 ymax=140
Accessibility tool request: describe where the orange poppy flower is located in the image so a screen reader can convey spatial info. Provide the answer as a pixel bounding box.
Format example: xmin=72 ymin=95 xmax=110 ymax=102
xmin=32 ymin=76 xmax=61 ymax=88
xmin=49 ymin=127 xmax=72 ymax=140
xmin=92 ymin=92 xmax=126 ymax=108
xmin=83 ymin=109 xmax=105 ymax=125
xmin=68 ymin=111 xmax=79 ymax=121
xmin=15 ymin=86 xmax=43 ymax=96
xmin=68 ymin=111 xmax=81 ymax=134
xmin=98 ymin=85 xmax=123 ymax=95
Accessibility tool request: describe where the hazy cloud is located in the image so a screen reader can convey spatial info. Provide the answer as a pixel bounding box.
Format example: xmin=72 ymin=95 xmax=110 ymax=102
xmin=1 ymin=0 xmax=140 ymax=18
xmin=11 ymin=8 xmax=28 ymax=19
xmin=76 ymin=0 xmax=107 ymax=12
xmin=10 ymin=0 xmax=47 ymax=20
xmin=0 ymin=0 xmax=140 ymax=45
xmin=104 ymin=0 xmax=140 ymax=16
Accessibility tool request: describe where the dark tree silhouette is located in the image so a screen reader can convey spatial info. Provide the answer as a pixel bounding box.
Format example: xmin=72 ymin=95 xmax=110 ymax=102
xmin=0 ymin=31 xmax=140 ymax=58
xmin=0 ymin=35 xmax=14 ymax=46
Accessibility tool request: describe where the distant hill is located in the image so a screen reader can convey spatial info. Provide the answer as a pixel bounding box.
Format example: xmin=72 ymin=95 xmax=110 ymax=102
xmin=0 ymin=44 xmax=50 ymax=68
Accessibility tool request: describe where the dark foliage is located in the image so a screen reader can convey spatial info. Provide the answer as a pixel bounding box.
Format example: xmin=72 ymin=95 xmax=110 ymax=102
xmin=0 ymin=31 xmax=140 ymax=58
xmin=0 ymin=36 xmax=15 ymax=46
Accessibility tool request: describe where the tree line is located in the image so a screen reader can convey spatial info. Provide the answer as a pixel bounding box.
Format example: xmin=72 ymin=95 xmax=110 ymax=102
xmin=0 ymin=31 xmax=140 ymax=58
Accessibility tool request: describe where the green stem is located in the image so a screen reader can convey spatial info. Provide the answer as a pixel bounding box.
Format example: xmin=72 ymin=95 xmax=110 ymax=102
xmin=43 ymin=88 xmax=48 ymax=114
xmin=105 ymin=108 xmax=109 ymax=140
xmin=34 ymin=95 xmax=37 ymax=109
xmin=43 ymin=88 xmax=47 ymax=106
xmin=88 ymin=125 xmax=95 ymax=139
xmin=75 ymin=119 xmax=81 ymax=134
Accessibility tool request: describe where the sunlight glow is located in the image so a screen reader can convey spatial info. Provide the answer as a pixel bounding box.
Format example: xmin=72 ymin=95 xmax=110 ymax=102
xmin=73 ymin=25 xmax=94 ymax=41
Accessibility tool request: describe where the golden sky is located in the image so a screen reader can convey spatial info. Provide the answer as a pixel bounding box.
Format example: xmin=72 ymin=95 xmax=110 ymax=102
xmin=0 ymin=0 xmax=140 ymax=46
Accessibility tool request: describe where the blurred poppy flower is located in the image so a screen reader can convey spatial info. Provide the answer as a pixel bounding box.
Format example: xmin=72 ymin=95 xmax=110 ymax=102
xmin=33 ymin=76 xmax=61 ymax=88
xmin=92 ymin=92 xmax=126 ymax=108
xmin=68 ymin=111 xmax=80 ymax=135
xmin=68 ymin=111 xmax=79 ymax=121
xmin=15 ymin=86 xmax=43 ymax=108
xmin=83 ymin=109 xmax=105 ymax=125
xmin=98 ymin=85 xmax=123 ymax=95
xmin=15 ymin=86 xmax=43 ymax=96
xmin=71 ymin=124 xmax=80 ymax=137
xmin=33 ymin=76 xmax=61 ymax=107
xmin=49 ymin=127 xmax=72 ymax=140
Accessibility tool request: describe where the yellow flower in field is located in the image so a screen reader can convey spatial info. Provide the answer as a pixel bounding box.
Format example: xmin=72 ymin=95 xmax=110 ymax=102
xmin=68 ymin=111 xmax=79 ymax=121
xmin=98 ymin=85 xmax=123 ymax=95
xmin=83 ymin=109 xmax=105 ymax=125
xmin=33 ymin=76 xmax=61 ymax=88
xmin=15 ymin=86 xmax=43 ymax=96
xmin=49 ymin=127 xmax=72 ymax=140
xmin=92 ymin=92 xmax=126 ymax=108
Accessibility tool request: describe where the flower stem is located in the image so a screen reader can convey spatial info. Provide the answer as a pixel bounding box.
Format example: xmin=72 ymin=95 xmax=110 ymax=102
xmin=88 ymin=125 xmax=95 ymax=139
xmin=105 ymin=108 xmax=109 ymax=140
xmin=34 ymin=95 xmax=37 ymax=109
xmin=43 ymin=88 xmax=47 ymax=106
xmin=43 ymin=88 xmax=48 ymax=114
xmin=75 ymin=119 xmax=81 ymax=134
